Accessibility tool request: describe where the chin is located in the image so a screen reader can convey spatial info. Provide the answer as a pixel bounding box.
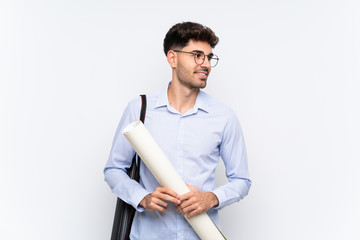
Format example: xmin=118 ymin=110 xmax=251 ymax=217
xmin=199 ymin=79 xmax=207 ymax=88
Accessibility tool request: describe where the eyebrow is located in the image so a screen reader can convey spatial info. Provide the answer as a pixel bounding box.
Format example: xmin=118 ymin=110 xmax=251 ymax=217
xmin=190 ymin=50 xmax=214 ymax=55
xmin=190 ymin=50 xmax=204 ymax=53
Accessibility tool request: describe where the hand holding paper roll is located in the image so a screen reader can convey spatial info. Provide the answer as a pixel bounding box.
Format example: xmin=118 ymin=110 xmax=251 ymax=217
xmin=122 ymin=120 xmax=226 ymax=240
xmin=176 ymin=184 xmax=219 ymax=219
xmin=139 ymin=186 xmax=180 ymax=212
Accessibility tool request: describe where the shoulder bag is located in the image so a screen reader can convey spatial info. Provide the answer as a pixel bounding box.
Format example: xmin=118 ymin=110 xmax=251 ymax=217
xmin=110 ymin=94 xmax=147 ymax=240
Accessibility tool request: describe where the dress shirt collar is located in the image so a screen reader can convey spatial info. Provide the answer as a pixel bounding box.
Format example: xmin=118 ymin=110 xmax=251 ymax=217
xmin=155 ymin=82 xmax=209 ymax=114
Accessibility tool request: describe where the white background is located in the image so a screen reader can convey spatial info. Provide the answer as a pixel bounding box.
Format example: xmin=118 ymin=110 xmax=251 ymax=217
xmin=1 ymin=0 xmax=359 ymax=239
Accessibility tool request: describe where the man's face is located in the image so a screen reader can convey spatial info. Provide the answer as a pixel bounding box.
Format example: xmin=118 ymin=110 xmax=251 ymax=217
xmin=174 ymin=40 xmax=213 ymax=89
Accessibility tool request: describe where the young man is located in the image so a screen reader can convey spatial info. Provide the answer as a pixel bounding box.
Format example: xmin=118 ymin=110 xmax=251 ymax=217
xmin=104 ymin=22 xmax=251 ymax=239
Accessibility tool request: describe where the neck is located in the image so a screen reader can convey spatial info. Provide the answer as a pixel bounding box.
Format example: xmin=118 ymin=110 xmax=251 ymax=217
xmin=168 ymin=80 xmax=199 ymax=115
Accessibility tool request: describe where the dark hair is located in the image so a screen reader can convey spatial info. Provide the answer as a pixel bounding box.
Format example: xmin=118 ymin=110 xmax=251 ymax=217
xmin=163 ymin=22 xmax=219 ymax=56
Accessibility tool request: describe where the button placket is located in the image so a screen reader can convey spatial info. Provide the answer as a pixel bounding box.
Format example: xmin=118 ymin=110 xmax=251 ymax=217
xmin=176 ymin=116 xmax=184 ymax=177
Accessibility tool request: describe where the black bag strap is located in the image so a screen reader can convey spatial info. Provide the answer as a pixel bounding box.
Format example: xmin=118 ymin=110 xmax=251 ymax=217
xmin=134 ymin=94 xmax=146 ymax=182
xmin=110 ymin=94 xmax=147 ymax=240
xmin=139 ymin=94 xmax=147 ymax=124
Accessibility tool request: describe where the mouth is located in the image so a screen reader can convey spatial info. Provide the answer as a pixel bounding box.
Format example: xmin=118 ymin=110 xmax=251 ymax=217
xmin=195 ymin=68 xmax=209 ymax=79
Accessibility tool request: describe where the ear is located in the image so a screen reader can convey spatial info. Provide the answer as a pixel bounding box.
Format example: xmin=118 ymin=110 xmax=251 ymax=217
xmin=167 ymin=50 xmax=177 ymax=68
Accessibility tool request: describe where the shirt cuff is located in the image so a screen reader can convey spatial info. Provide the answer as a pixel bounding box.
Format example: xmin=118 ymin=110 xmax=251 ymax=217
xmin=132 ymin=187 xmax=151 ymax=212
xmin=211 ymin=189 xmax=226 ymax=210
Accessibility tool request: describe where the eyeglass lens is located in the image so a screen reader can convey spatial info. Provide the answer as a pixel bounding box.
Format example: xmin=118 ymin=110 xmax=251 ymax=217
xmin=194 ymin=52 xmax=218 ymax=67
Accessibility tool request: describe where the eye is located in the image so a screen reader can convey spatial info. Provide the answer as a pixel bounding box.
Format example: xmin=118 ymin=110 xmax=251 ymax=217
xmin=194 ymin=52 xmax=204 ymax=60
xmin=207 ymin=54 xmax=214 ymax=61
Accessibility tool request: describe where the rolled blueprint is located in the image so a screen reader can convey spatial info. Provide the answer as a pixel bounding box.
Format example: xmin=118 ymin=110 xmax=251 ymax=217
xmin=122 ymin=120 xmax=226 ymax=240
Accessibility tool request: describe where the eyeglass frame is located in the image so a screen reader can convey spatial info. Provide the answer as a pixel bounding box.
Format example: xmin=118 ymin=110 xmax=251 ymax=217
xmin=172 ymin=50 xmax=219 ymax=67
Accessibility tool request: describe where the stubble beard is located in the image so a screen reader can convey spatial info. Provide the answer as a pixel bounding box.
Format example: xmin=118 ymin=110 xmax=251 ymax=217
xmin=176 ymin=62 xmax=208 ymax=90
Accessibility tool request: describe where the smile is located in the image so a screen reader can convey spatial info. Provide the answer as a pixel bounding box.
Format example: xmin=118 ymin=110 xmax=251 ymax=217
xmin=195 ymin=69 xmax=208 ymax=78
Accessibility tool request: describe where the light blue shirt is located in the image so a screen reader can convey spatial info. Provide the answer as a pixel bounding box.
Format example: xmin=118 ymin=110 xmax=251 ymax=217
xmin=104 ymin=83 xmax=251 ymax=240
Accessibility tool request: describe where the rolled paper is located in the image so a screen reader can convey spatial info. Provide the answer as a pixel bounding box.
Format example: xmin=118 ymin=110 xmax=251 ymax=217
xmin=122 ymin=120 xmax=226 ymax=240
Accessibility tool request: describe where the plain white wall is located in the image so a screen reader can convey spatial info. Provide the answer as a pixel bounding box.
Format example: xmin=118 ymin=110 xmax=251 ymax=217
xmin=1 ymin=0 xmax=359 ymax=239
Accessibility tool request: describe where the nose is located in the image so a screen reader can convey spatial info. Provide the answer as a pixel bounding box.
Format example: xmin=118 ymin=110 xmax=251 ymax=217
xmin=201 ymin=56 xmax=211 ymax=68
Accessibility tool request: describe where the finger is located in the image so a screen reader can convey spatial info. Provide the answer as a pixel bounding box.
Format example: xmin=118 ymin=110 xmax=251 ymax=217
xmin=153 ymin=197 xmax=168 ymax=208
xmin=187 ymin=209 xmax=199 ymax=219
xmin=176 ymin=200 xmax=196 ymax=216
xmin=150 ymin=203 xmax=167 ymax=212
xmin=145 ymin=200 xmax=165 ymax=212
xmin=182 ymin=203 xmax=197 ymax=214
xmin=178 ymin=199 xmax=194 ymax=211
xmin=185 ymin=204 xmax=205 ymax=218
xmin=179 ymin=192 xmax=194 ymax=202
xmin=176 ymin=207 xmax=188 ymax=217
xmin=148 ymin=198 xmax=168 ymax=212
xmin=154 ymin=187 xmax=181 ymax=205
xmin=152 ymin=192 xmax=180 ymax=205
xmin=161 ymin=187 xmax=180 ymax=197
xmin=160 ymin=193 xmax=181 ymax=205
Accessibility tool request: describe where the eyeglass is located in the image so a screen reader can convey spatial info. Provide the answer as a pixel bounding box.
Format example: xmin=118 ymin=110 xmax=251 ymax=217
xmin=173 ymin=50 xmax=219 ymax=67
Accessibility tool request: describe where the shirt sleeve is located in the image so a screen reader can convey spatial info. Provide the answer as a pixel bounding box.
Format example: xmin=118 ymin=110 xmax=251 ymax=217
xmin=103 ymin=98 xmax=151 ymax=212
xmin=212 ymin=110 xmax=251 ymax=209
